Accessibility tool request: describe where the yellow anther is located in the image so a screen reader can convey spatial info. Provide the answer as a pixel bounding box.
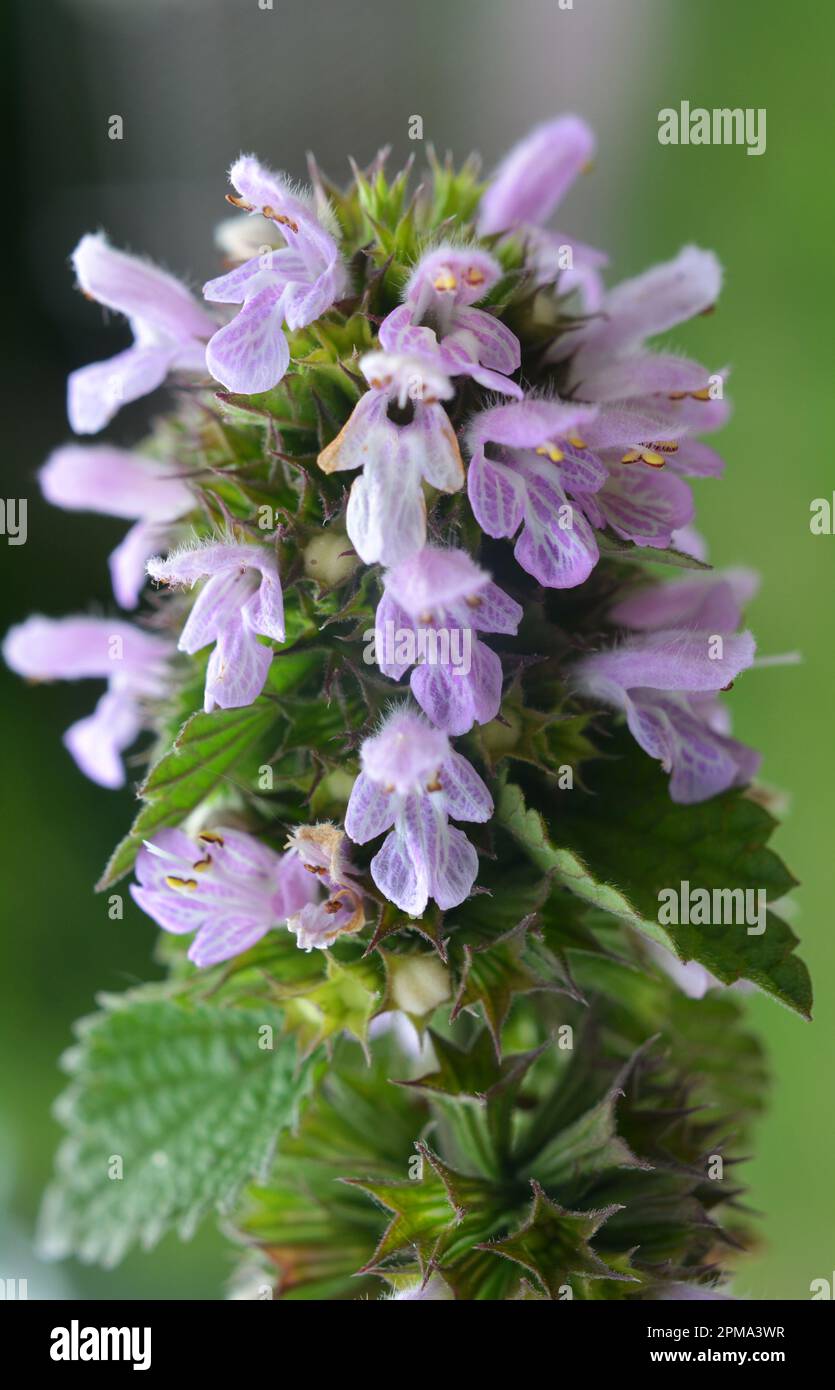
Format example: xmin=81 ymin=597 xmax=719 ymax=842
xmin=426 ymin=777 xmax=443 ymax=794
xmin=691 ymin=387 xmax=712 ymax=401
xmin=192 ymin=857 xmax=212 ymax=873
xmin=464 ymin=267 xmax=486 ymax=286
xmin=225 ymin=193 xmax=254 ymax=211
xmin=536 ymin=443 xmax=565 ymax=463
xmin=165 ymin=876 xmax=198 ymax=892
xmin=464 ymin=594 xmax=483 ymax=608
xmin=567 ymin=436 xmax=587 ymax=449
xmin=198 ymin=831 xmax=225 ymax=846
xmin=621 ymin=448 xmax=666 ymax=468
xmin=433 ymin=271 xmax=458 ymax=292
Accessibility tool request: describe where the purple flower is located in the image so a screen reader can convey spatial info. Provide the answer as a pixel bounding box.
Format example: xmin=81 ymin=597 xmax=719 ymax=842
xmin=572 ymin=629 xmax=759 ymax=803
xmin=40 ymin=444 xmax=194 ymax=609
xmin=147 ymin=539 xmax=285 ymax=712
xmin=379 ymin=244 xmax=522 ymax=398
xmin=202 ymin=155 xmax=347 ymax=394
xmin=555 ymin=245 xmax=723 ymax=405
xmin=283 ymin=822 xmax=366 ymax=950
xmin=477 ymin=114 xmax=606 ymax=310
xmin=2 ymin=615 xmax=172 ymax=788
xmin=467 ymin=395 xmax=697 ymax=579
xmin=467 ymin=396 xmax=602 ymax=588
xmin=610 ymin=568 xmax=759 ymax=635
xmin=318 ymin=350 xmax=464 ymax=566
xmin=67 ymin=234 xmax=213 ymax=435
xmin=345 ymin=709 xmax=493 ymax=915
xmin=130 ymin=826 xmax=319 ymax=967
xmin=373 ymin=546 xmax=522 ymax=734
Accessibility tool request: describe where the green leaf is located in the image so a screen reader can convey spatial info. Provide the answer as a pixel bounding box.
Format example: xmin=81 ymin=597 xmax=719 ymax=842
xmin=38 ymin=997 xmax=313 ymax=1268
xmin=451 ymin=926 xmax=550 ymax=1057
xmin=496 ymin=742 xmax=811 ymax=1018
xmin=596 ymin=530 xmax=712 ymax=570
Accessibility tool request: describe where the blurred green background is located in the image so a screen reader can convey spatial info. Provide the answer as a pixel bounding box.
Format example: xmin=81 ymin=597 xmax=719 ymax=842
xmin=1 ymin=0 xmax=831 ymax=1299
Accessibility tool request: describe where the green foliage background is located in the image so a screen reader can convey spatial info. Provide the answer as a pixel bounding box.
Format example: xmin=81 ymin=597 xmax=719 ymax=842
xmin=0 ymin=0 xmax=832 ymax=1299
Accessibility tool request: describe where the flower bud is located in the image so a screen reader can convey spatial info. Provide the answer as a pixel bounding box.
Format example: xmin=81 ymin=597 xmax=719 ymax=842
xmin=389 ymin=954 xmax=451 ymax=1017
xmin=303 ymin=532 xmax=358 ymax=586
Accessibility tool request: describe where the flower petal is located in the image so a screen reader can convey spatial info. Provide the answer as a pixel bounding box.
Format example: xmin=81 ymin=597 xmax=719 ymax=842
xmin=109 ymin=520 xmax=169 ymax=610
xmin=63 ymin=690 xmax=141 ymax=789
xmin=411 ymin=638 xmax=502 ymax=735
xmin=439 ymin=750 xmax=494 ymax=822
xmin=68 ymin=346 xmax=173 ymax=434
xmin=478 ymin=115 xmax=595 ymax=234
xmin=429 ymin=823 xmax=479 ymax=911
xmin=467 ymin=448 xmax=525 ymax=540
xmin=515 ymin=460 xmax=599 ymax=587
xmin=345 ymin=771 xmax=397 ymax=843
xmin=71 ymin=233 xmax=213 ymax=341
xmin=596 ymin=467 xmax=694 ymax=547
xmin=205 ymin=284 xmax=289 ymax=393
xmin=40 ymin=445 xmax=192 ymax=522
xmin=346 ymin=451 xmax=426 ymax=566
xmin=203 ymin=622 xmax=273 ymax=711
xmin=451 ymin=307 xmax=521 ymax=375
xmin=371 ymin=826 xmax=428 ymax=916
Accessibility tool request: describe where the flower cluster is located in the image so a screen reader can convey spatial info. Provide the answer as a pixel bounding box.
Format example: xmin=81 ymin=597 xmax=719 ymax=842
xmin=5 ymin=115 xmax=764 ymax=966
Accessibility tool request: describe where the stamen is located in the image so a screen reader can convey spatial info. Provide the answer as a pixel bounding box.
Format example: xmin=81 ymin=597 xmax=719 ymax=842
xmin=426 ymin=776 xmax=443 ymax=793
xmin=567 ymin=436 xmax=587 ymax=449
xmin=303 ymin=863 xmax=328 ymax=875
xmin=225 ymin=193 xmax=254 ymax=211
xmin=621 ymin=448 xmax=666 ymax=468
xmin=263 ymin=207 xmax=299 ymax=233
xmin=464 ymin=267 xmax=486 ymax=286
xmin=199 ymin=831 xmax=225 ymax=846
xmin=165 ymin=875 xmax=198 ymax=892
xmin=670 ymin=387 xmax=713 ymax=402
xmin=192 ymin=856 xmax=212 ymax=873
xmin=464 ymin=594 xmax=483 ymax=608
xmin=535 ymin=443 xmax=565 ymax=463
xmin=433 ymin=271 xmax=457 ymax=292
xmin=324 ymin=900 xmax=342 ymax=915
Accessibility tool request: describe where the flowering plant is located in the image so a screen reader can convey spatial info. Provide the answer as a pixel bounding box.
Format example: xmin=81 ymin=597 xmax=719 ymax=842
xmin=9 ymin=117 xmax=810 ymax=1299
